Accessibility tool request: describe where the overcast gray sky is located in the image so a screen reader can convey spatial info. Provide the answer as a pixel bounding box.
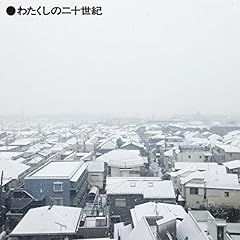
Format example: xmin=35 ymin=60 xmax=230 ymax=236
xmin=0 ymin=0 xmax=240 ymax=118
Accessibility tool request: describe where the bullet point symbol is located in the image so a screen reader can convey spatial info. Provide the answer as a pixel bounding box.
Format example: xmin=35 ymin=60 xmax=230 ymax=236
xmin=6 ymin=6 xmax=16 ymax=16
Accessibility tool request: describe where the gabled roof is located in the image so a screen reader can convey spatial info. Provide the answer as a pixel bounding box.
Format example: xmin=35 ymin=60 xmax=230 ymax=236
xmin=121 ymin=141 xmax=144 ymax=149
xmin=97 ymin=138 xmax=116 ymax=150
xmin=0 ymin=160 xmax=30 ymax=186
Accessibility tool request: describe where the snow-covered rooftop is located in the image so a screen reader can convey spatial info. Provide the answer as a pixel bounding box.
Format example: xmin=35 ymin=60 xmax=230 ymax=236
xmin=216 ymin=144 xmax=240 ymax=153
xmin=130 ymin=202 xmax=187 ymax=228
xmin=183 ymin=165 xmax=240 ymax=190
xmin=88 ymin=161 xmax=105 ymax=172
xmin=96 ymin=149 xmax=147 ymax=168
xmin=26 ymin=161 xmax=88 ymax=181
xmin=10 ymin=205 xmax=82 ymax=236
xmin=223 ymin=160 xmax=240 ymax=170
xmin=175 ymin=162 xmax=218 ymax=171
xmin=106 ymin=177 xmax=175 ymax=199
xmin=0 ymin=160 xmax=30 ymax=185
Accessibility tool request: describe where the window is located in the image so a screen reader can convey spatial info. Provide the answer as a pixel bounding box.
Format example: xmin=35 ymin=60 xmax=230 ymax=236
xmin=53 ymin=198 xmax=63 ymax=206
xmin=130 ymin=182 xmax=136 ymax=187
xmin=148 ymin=182 xmax=153 ymax=187
xmin=53 ymin=182 xmax=63 ymax=192
xmin=96 ymin=218 xmax=106 ymax=227
xmin=130 ymin=171 xmax=140 ymax=175
xmin=224 ymin=192 xmax=230 ymax=197
xmin=111 ymin=215 xmax=121 ymax=224
xmin=115 ymin=198 xmax=126 ymax=207
xmin=190 ymin=188 xmax=199 ymax=195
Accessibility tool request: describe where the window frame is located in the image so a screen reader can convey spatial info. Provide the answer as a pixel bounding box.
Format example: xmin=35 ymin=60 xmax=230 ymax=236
xmin=115 ymin=198 xmax=126 ymax=207
xmin=190 ymin=187 xmax=199 ymax=195
xmin=53 ymin=197 xmax=63 ymax=206
xmin=53 ymin=182 xmax=63 ymax=192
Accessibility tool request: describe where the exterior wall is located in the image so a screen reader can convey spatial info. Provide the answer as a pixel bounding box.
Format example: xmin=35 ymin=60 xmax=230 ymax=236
xmin=157 ymin=219 xmax=177 ymax=240
xmin=177 ymin=151 xmax=207 ymax=162
xmin=213 ymin=146 xmax=240 ymax=163
xmin=184 ymin=187 xmax=240 ymax=209
xmin=225 ymin=152 xmax=240 ymax=162
xmin=71 ymin=169 xmax=89 ymax=207
xmin=78 ymin=227 xmax=109 ymax=238
xmin=11 ymin=233 xmax=78 ymax=240
xmin=85 ymin=143 xmax=95 ymax=152
xmin=109 ymin=166 xmax=143 ymax=177
xmin=108 ymin=194 xmax=144 ymax=223
xmin=24 ymin=178 xmax=71 ymax=206
xmin=108 ymin=194 xmax=176 ymax=223
xmin=88 ymin=172 xmax=105 ymax=189
xmin=227 ymin=168 xmax=240 ymax=182
xmin=24 ymin=170 xmax=88 ymax=207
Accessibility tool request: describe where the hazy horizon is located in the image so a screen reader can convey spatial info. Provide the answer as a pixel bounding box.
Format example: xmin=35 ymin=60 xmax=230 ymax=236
xmin=1 ymin=0 xmax=240 ymax=117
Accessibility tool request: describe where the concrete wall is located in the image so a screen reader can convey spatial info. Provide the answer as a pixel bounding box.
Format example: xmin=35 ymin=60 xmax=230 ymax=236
xmin=108 ymin=194 xmax=144 ymax=223
xmin=109 ymin=166 xmax=143 ymax=177
xmin=185 ymin=187 xmax=240 ymax=209
xmin=177 ymin=150 xmax=207 ymax=162
xmin=88 ymin=172 xmax=105 ymax=189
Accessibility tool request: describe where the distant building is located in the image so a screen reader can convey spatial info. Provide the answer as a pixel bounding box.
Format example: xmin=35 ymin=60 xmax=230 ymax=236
xmin=213 ymin=144 xmax=240 ymax=163
xmin=176 ymin=145 xmax=212 ymax=162
xmin=223 ymin=160 xmax=240 ymax=182
xmin=120 ymin=141 xmax=145 ymax=156
xmin=97 ymin=138 xmax=117 ymax=155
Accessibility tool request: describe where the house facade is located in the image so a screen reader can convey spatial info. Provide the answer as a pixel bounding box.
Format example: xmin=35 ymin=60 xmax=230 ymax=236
xmin=24 ymin=161 xmax=88 ymax=207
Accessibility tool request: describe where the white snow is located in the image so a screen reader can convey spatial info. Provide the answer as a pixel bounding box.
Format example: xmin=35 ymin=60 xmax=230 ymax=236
xmin=10 ymin=206 xmax=82 ymax=236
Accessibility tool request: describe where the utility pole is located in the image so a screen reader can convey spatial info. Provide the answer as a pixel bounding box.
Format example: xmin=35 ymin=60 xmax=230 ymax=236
xmin=0 ymin=171 xmax=4 ymax=228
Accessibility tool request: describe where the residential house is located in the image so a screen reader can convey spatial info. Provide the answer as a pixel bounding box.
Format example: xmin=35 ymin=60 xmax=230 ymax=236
xmin=179 ymin=165 xmax=240 ymax=209
xmin=222 ymin=160 xmax=240 ymax=182
xmin=106 ymin=177 xmax=176 ymax=223
xmin=212 ymin=144 xmax=240 ymax=163
xmin=176 ymin=145 xmax=212 ymax=162
xmin=96 ymin=149 xmax=148 ymax=177
xmin=24 ymin=161 xmax=88 ymax=207
xmin=10 ymin=205 xmax=82 ymax=240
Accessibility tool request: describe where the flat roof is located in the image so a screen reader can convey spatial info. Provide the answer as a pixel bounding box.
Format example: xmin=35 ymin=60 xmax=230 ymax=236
xmin=26 ymin=161 xmax=87 ymax=180
xmin=106 ymin=177 xmax=175 ymax=199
